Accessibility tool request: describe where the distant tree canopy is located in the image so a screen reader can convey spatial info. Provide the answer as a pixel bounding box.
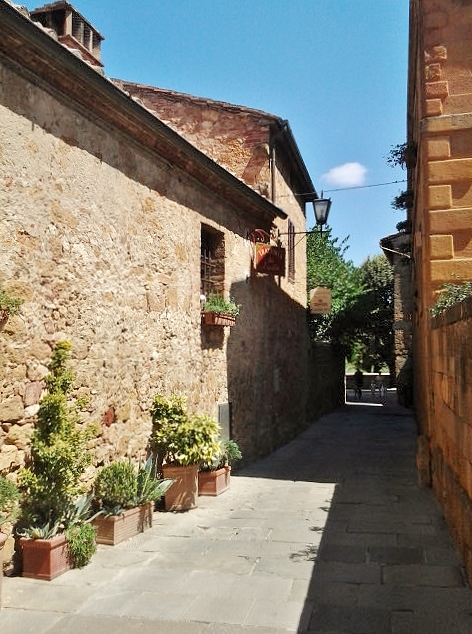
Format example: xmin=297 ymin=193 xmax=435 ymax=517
xmin=306 ymin=226 xmax=363 ymax=343
xmin=307 ymin=228 xmax=394 ymax=373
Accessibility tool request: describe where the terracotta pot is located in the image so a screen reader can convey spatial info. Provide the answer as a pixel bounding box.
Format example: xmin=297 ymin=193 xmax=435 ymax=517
xmin=198 ymin=466 xmax=231 ymax=496
xmin=93 ymin=502 xmax=153 ymax=545
xmin=162 ymin=464 xmax=198 ymax=511
xmin=0 ymin=532 xmax=7 ymax=608
xmin=20 ymin=534 xmax=71 ymax=581
xmin=202 ymin=312 xmax=236 ymax=327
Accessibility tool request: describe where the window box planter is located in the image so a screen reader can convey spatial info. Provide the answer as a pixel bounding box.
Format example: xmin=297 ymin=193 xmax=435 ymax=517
xmin=202 ymin=312 xmax=236 ymax=327
xmin=198 ymin=466 xmax=231 ymax=496
xmin=20 ymin=534 xmax=71 ymax=581
xmin=92 ymin=502 xmax=153 ymax=545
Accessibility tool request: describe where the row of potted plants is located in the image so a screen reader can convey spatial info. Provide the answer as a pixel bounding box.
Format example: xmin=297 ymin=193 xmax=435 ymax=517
xmin=0 ymin=341 xmax=241 ymax=589
xmin=150 ymin=393 xmax=241 ymax=510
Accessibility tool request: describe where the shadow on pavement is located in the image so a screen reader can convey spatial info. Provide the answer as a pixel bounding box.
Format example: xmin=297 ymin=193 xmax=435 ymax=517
xmin=237 ymin=394 xmax=472 ymax=633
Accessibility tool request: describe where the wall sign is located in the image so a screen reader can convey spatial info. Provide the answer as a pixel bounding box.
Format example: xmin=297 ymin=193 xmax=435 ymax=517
xmin=310 ymin=287 xmax=332 ymax=314
xmin=254 ymin=243 xmax=286 ymax=276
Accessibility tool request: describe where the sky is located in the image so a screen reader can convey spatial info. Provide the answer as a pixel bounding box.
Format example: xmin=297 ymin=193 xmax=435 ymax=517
xmin=23 ymin=0 xmax=409 ymax=267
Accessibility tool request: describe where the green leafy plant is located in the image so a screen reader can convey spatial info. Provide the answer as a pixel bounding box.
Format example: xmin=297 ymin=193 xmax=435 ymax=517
xmin=150 ymin=394 xmax=221 ymax=469
xmin=0 ymin=475 xmax=20 ymax=531
xmin=18 ymin=341 xmax=96 ymax=543
xmin=430 ymin=280 xmax=472 ymax=317
xmin=66 ymin=523 xmax=97 ymax=569
xmin=203 ymin=293 xmax=240 ymax=316
xmin=201 ymin=438 xmax=242 ymax=471
xmin=135 ymin=457 xmax=174 ymax=505
xmin=386 ymin=141 xmax=417 ymax=169
xmin=93 ymin=458 xmax=174 ymax=515
xmin=0 ymin=285 xmax=22 ymax=320
xmin=94 ymin=461 xmax=138 ymax=516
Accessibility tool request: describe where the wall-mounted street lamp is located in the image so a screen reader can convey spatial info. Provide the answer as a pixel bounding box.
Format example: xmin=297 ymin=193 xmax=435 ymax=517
xmin=312 ymin=191 xmax=332 ymax=232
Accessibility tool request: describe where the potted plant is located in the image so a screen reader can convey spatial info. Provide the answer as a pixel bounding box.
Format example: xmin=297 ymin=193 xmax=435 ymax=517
xmin=198 ymin=439 xmax=242 ymax=496
xmin=201 ymin=292 xmax=240 ymax=327
xmin=17 ymin=341 xmax=97 ymax=580
xmin=0 ymin=285 xmax=22 ymax=326
xmin=150 ymin=394 xmax=220 ymax=511
xmin=0 ymin=475 xmax=20 ymax=608
xmin=92 ymin=458 xmax=173 ymax=545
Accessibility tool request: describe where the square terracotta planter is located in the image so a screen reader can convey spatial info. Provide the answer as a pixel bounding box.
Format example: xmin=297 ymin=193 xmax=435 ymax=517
xmin=20 ymin=534 xmax=71 ymax=581
xmin=202 ymin=312 xmax=236 ymax=327
xmin=162 ymin=464 xmax=198 ymax=511
xmin=198 ymin=466 xmax=231 ymax=496
xmin=93 ymin=502 xmax=153 ymax=545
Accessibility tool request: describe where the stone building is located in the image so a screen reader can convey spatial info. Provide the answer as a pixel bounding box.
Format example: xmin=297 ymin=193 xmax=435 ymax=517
xmin=407 ymin=0 xmax=472 ymax=580
xmin=0 ymin=1 xmax=340 ymax=477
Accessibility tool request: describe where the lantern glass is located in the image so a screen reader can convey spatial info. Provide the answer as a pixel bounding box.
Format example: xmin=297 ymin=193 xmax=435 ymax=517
xmin=313 ymin=197 xmax=332 ymax=226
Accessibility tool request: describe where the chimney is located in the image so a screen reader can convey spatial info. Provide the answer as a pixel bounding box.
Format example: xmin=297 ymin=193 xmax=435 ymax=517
xmin=30 ymin=2 xmax=104 ymax=69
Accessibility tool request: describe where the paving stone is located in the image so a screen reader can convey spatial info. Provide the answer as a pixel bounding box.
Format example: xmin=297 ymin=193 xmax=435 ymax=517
xmin=307 ymin=604 xmax=392 ymax=634
xmin=2 ymin=396 xmax=472 ymax=633
xmin=382 ymin=563 xmax=466 ymax=587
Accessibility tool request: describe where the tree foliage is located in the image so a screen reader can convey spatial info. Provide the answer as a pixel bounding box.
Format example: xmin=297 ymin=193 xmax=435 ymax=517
xmin=351 ymin=255 xmax=394 ymax=373
xmin=307 ymin=229 xmax=394 ymax=372
xmin=306 ymin=226 xmax=363 ymax=342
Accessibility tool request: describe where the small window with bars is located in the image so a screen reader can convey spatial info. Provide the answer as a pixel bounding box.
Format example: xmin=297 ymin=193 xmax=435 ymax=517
xmin=201 ymin=225 xmax=225 ymax=298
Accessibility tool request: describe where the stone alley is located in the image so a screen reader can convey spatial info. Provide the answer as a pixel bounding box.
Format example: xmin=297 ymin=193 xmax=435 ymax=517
xmin=1 ymin=392 xmax=471 ymax=633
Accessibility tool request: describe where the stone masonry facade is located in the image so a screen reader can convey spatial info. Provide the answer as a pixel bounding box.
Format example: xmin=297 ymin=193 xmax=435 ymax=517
xmin=0 ymin=2 xmax=336 ymax=486
xmin=409 ymin=0 xmax=472 ymax=581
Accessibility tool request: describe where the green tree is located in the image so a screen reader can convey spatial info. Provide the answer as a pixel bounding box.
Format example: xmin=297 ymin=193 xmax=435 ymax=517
xmin=306 ymin=226 xmax=363 ymax=343
xmin=349 ymin=254 xmax=394 ymax=374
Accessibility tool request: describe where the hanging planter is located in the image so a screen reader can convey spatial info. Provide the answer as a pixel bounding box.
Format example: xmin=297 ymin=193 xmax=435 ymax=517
xmin=202 ymin=312 xmax=236 ymax=327
xmin=201 ymin=293 xmax=240 ymax=327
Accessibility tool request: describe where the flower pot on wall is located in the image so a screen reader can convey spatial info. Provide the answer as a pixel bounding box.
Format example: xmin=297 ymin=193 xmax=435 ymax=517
xmin=198 ymin=466 xmax=231 ymax=496
xmin=202 ymin=312 xmax=236 ymax=327
xmin=162 ymin=464 xmax=198 ymax=511
xmin=20 ymin=534 xmax=71 ymax=581
xmin=93 ymin=502 xmax=153 ymax=545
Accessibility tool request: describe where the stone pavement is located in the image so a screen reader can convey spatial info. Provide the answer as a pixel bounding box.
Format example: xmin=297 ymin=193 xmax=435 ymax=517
xmin=1 ymin=391 xmax=472 ymax=633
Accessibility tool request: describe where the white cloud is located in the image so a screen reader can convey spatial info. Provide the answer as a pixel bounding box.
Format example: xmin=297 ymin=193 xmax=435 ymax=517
xmin=321 ymin=162 xmax=368 ymax=188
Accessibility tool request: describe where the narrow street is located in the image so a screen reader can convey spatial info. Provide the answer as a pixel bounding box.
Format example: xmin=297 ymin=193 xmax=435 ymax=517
xmin=1 ymin=392 xmax=471 ymax=633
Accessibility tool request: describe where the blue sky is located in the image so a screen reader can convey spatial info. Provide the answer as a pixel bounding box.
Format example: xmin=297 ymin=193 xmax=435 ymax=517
xmin=25 ymin=0 xmax=409 ymax=266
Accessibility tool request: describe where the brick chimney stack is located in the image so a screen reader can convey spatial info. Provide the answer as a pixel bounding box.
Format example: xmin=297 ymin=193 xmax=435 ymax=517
xmin=30 ymin=2 xmax=104 ymax=69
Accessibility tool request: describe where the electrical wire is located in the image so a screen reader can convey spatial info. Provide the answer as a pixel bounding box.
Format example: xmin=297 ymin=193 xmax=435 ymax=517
xmin=297 ymin=179 xmax=407 ymax=196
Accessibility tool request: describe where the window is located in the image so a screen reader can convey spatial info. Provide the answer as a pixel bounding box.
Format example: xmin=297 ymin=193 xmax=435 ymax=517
xmin=288 ymin=219 xmax=295 ymax=281
xmin=201 ymin=226 xmax=225 ymax=297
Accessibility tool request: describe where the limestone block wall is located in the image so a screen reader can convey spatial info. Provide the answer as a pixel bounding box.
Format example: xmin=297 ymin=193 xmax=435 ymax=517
xmin=114 ymin=81 xmax=309 ymax=310
xmin=113 ymin=82 xmax=273 ymax=197
xmin=409 ymin=0 xmax=472 ymax=456
xmin=429 ymin=297 xmax=472 ymax=582
xmin=0 ymin=57 xmax=310 ymax=476
xmin=411 ymin=0 xmax=472 ymax=298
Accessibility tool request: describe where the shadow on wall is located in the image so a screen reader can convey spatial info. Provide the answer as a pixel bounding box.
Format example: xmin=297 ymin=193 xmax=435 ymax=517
xmin=224 ymin=274 xmax=344 ymax=465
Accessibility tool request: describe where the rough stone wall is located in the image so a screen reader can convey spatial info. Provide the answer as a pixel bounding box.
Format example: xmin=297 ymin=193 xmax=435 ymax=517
xmin=307 ymin=343 xmax=344 ymax=420
xmin=409 ymin=0 xmax=472 ymax=450
xmin=428 ymin=297 xmax=472 ymax=582
xmin=113 ymin=82 xmax=272 ymax=198
xmin=114 ymin=81 xmax=309 ymax=309
xmin=0 ymin=51 xmax=312 ymax=479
